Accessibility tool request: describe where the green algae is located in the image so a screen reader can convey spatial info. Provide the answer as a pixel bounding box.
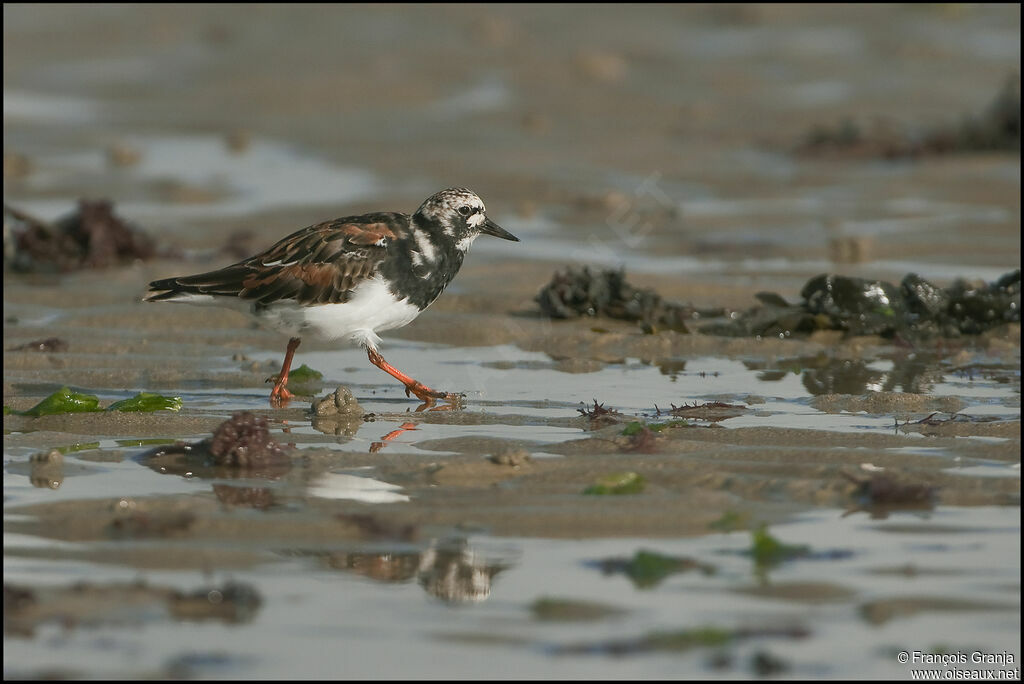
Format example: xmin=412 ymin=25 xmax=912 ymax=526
xmin=530 ymin=597 xmax=625 ymax=622
xmin=18 ymin=387 xmax=103 ymax=417
xmin=288 ymin=364 xmax=323 ymax=384
xmin=583 ymin=471 xmax=645 ymax=495
xmin=749 ymin=524 xmax=811 ymax=568
xmin=107 ymin=392 xmax=182 ymax=413
xmin=597 ymin=550 xmax=716 ymax=589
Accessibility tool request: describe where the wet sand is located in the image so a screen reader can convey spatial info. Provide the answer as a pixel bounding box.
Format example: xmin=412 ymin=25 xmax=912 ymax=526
xmin=4 ymin=3 xmax=1020 ymax=680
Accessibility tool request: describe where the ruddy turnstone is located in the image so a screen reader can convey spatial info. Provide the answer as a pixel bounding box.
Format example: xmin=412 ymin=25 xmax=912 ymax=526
xmin=145 ymin=188 xmax=518 ymax=406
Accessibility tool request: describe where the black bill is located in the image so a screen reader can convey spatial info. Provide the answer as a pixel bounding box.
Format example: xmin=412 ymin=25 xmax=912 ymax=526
xmin=480 ymin=217 xmax=519 ymax=242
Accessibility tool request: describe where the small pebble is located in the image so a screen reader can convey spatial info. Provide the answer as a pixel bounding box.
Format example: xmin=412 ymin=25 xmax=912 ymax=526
xmin=107 ymin=142 xmax=142 ymax=167
xmin=224 ymin=129 xmax=251 ymax=153
xmin=3 ymin=152 xmax=32 ymax=180
xmin=575 ymin=50 xmax=627 ymax=83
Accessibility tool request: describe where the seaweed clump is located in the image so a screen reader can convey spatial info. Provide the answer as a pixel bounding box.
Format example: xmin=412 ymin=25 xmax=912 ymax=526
xmin=656 ymin=401 xmax=748 ymax=422
xmin=6 ymin=338 xmax=68 ymax=352
xmin=799 ymin=76 xmax=1020 ymax=158
xmin=842 ymin=471 xmax=937 ymax=514
xmin=576 ymin=399 xmax=624 ymax=427
xmin=536 ymin=266 xmax=692 ymax=333
xmin=705 ymin=269 xmax=1020 ymax=340
xmin=4 ymin=200 xmax=157 ymax=272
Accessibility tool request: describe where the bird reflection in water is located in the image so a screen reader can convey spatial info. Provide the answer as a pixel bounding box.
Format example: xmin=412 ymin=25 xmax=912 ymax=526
xmin=326 ymin=538 xmax=511 ymax=604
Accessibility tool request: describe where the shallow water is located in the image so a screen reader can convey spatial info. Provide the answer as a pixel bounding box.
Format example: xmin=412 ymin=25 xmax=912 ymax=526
xmin=4 ymin=333 xmax=1019 ymax=676
xmin=4 ymin=3 xmax=1020 ymax=679
xmin=7 ymin=133 xmax=380 ymax=222
xmin=4 ymin=505 xmax=1019 ymax=679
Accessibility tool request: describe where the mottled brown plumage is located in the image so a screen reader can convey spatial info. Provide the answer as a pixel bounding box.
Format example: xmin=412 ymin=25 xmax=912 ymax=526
xmin=145 ymin=188 xmax=518 ymax=407
xmin=147 ymin=215 xmax=403 ymax=307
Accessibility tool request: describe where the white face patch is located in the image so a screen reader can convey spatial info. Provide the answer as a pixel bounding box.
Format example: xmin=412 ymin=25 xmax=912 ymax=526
xmin=456 ymin=233 xmax=479 ymax=251
xmin=467 ymin=211 xmax=485 ymax=228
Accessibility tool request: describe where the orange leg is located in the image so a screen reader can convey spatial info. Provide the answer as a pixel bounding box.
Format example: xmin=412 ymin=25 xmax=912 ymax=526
xmin=366 ymin=347 xmax=461 ymax=403
xmin=269 ymin=337 xmax=301 ymax=407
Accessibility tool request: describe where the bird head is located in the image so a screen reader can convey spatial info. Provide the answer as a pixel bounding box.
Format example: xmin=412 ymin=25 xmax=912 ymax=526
xmin=414 ymin=188 xmax=519 ymax=249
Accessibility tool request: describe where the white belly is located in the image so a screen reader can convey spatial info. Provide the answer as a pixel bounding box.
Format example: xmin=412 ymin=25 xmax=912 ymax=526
xmin=257 ymin=275 xmax=421 ymax=349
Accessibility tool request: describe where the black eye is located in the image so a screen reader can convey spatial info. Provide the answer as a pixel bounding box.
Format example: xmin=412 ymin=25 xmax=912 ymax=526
xmin=458 ymin=206 xmax=472 ymax=217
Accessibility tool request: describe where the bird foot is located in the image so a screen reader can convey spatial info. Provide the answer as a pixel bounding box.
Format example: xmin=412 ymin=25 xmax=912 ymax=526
xmin=414 ymin=400 xmax=462 ymax=412
xmin=269 ymin=383 xmax=294 ymax=408
xmin=404 ymin=382 xmax=464 ymax=406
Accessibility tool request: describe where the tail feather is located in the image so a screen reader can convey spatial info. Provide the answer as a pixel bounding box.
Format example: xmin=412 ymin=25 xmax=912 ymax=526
xmin=144 ymin=266 xmax=251 ymax=303
xmin=143 ymin=287 xmax=187 ymax=303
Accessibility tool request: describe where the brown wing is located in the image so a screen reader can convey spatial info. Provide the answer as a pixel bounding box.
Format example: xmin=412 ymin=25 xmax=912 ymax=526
xmin=146 ymin=214 xmax=403 ymax=306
